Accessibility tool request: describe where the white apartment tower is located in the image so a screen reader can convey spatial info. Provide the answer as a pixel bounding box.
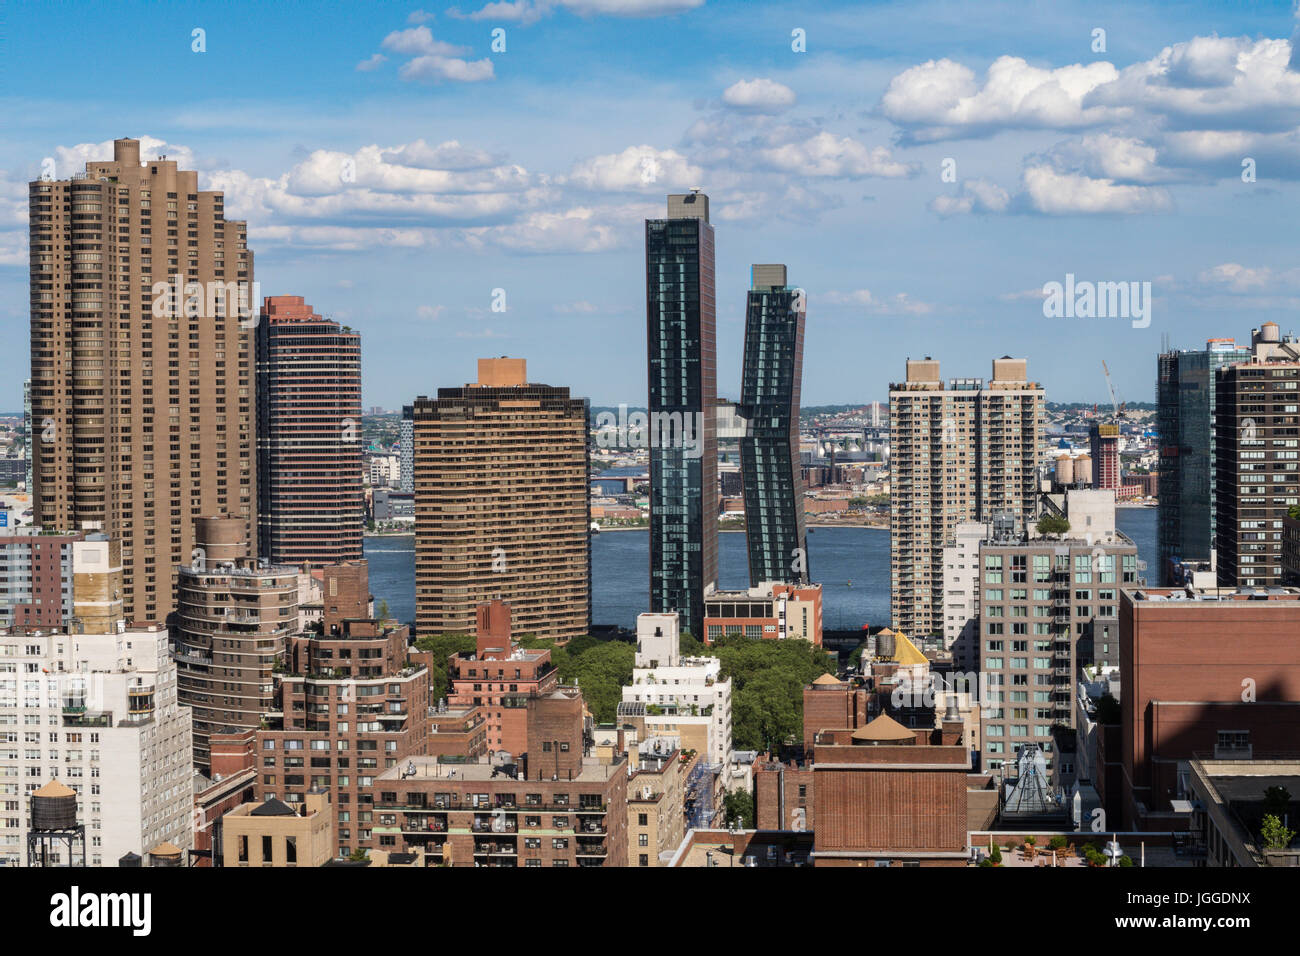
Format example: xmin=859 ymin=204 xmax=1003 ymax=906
xmin=621 ymin=613 xmax=733 ymax=769
xmin=0 ymin=625 xmax=192 ymax=865
xmin=889 ymin=357 xmax=1043 ymax=637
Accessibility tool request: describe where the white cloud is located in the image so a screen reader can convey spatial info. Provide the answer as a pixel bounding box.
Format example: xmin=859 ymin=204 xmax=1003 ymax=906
xmin=1042 ymin=134 xmax=1168 ymax=184
xmin=381 ymin=26 xmax=467 ymax=57
xmin=1020 ymin=165 xmax=1173 ymax=215
xmin=822 ymin=288 xmax=935 ymax=315
xmin=417 ymin=304 xmax=446 ymax=319
xmin=399 ymin=54 xmax=495 ymax=83
xmin=565 ymin=146 xmax=702 ymax=191
xmin=356 ymin=54 xmax=388 ymax=71
xmin=722 ymin=78 xmax=796 ymax=113
xmin=1197 ymin=262 xmax=1300 ymax=292
xmin=1090 ymin=35 xmax=1300 ymax=130
xmin=757 ymin=131 xmax=918 ymax=179
xmin=880 ymin=56 xmax=1124 ymax=142
xmin=407 ymin=8 xmax=436 ymax=23
xmin=930 ymin=178 xmax=1011 ymax=216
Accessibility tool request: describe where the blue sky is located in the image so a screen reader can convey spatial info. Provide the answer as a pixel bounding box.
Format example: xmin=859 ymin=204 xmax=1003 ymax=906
xmin=4 ymin=0 xmax=1300 ymax=411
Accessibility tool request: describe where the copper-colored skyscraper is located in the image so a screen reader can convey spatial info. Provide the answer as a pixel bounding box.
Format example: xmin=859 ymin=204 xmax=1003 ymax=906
xmin=255 ymin=295 xmax=363 ymax=566
xmin=413 ymin=358 xmax=591 ymax=642
xmin=28 ymin=138 xmax=255 ymax=623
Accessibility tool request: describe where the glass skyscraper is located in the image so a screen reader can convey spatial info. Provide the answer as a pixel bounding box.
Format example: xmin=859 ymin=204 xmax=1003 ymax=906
xmin=1157 ymin=338 xmax=1249 ymax=581
xmin=739 ymin=264 xmax=808 ymax=586
xmin=645 ymin=192 xmax=717 ymax=638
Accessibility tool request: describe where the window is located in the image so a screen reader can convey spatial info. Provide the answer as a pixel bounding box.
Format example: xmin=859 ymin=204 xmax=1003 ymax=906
xmin=261 ymin=835 xmax=273 ymax=862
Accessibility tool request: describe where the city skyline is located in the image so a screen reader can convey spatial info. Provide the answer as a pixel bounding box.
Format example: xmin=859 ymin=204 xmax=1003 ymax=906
xmin=7 ymin=1 xmax=1300 ymax=413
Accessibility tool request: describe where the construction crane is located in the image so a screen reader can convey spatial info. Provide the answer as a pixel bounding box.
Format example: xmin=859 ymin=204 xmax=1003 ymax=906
xmin=1101 ymin=361 xmax=1126 ymax=421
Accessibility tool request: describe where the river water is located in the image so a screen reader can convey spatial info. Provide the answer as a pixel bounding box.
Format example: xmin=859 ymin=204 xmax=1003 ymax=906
xmin=364 ymin=508 xmax=1158 ymax=632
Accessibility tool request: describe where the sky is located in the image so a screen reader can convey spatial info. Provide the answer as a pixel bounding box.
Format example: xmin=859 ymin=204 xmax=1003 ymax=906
xmin=4 ymin=0 xmax=1300 ymax=412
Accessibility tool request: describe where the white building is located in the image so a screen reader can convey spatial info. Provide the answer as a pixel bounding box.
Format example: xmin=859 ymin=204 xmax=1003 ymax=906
xmin=621 ymin=613 xmax=732 ymax=770
xmin=942 ymin=521 xmax=986 ymax=669
xmin=0 ymin=625 xmax=193 ymax=866
xmin=367 ymin=454 xmax=400 ymax=488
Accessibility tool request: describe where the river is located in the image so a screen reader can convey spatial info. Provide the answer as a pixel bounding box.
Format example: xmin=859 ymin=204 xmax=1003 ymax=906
xmin=363 ymin=507 xmax=1158 ymax=632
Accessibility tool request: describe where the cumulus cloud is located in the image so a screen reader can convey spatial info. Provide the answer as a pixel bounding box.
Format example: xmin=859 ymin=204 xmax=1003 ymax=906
xmin=722 ymin=78 xmax=796 ymax=112
xmin=399 ymin=55 xmax=494 ymax=83
xmin=360 ymin=23 xmax=493 ymax=83
xmin=1039 ymin=134 xmax=1170 ymax=184
xmin=1020 ymin=165 xmax=1173 ymax=215
xmin=53 ymin=136 xmax=198 ymax=176
xmin=880 ymin=56 xmax=1125 ymax=143
xmin=1197 ymin=262 xmax=1300 ymax=292
xmin=1088 ymin=34 xmax=1300 ymax=131
xmin=929 ymin=178 xmax=1011 ymax=216
xmin=564 ymin=146 xmax=702 ymax=191
xmin=381 ymin=26 xmax=467 ymax=57
xmin=756 ymin=131 xmax=919 ymax=178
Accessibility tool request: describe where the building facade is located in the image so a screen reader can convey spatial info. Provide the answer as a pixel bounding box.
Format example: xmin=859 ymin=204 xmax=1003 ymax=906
xmin=1214 ymin=352 xmax=1300 ymax=588
xmin=889 ymin=357 xmax=1043 ymax=637
xmin=646 ymin=192 xmax=718 ymax=639
xmin=172 ymin=516 xmax=299 ymax=771
xmin=399 ymin=405 xmax=414 ymax=495
xmin=256 ymin=561 xmax=430 ymax=860
xmin=29 ymin=138 xmax=255 ymax=623
xmin=1156 ymin=337 xmax=1251 ymax=581
xmin=372 ymin=689 xmax=628 ymax=867
xmin=702 ymin=581 xmax=823 ymax=645
xmin=739 ymin=263 xmax=807 ymax=587
xmin=413 ymin=358 xmax=590 ymax=642
xmin=255 ymin=295 xmax=363 ymax=567
xmin=0 ymin=624 xmax=193 ymax=867
xmin=1118 ymin=586 xmax=1300 ymax=830
xmin=620 ymin=613 xmax=732 ymax=771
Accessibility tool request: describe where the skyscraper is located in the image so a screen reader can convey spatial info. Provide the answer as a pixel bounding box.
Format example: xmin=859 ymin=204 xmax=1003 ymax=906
xmin=255 ymin=295 xmax=363 ymax=566
xmin=413 ymin=358 xmax=590 ymax=642
xmin=399 ymin=404 xmax=414 ymax=494
xmin=739 ymin=263 xmax=807 ymax=586
xmin=645 ymin=191 xmax=718 ymax=638
xmin=29 ymin=138 xmax=255 ymax=622
xmin=889 ymin=357 xmax=1043 ymax=638
xmin=1214 ymin=335 xmax=1300 ymax=588
xmin=1156 ymin=337 xmax=1250 ymax=581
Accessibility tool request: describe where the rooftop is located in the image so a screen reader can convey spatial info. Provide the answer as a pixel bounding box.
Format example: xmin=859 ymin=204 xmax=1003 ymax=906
xmin=377 ymin=754 xmax=620 ymax=784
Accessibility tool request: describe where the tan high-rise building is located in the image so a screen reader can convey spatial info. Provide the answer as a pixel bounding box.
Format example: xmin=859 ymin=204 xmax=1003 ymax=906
xmin=173 ymin=516 xmax=298 ymax=771
xmin=889 ymin=357 xmax=1043 ymax=637
xmin=29 ymin=138 xmax=255 ymax=625
xmin=413 ymin=358 xmax=591 ymax=641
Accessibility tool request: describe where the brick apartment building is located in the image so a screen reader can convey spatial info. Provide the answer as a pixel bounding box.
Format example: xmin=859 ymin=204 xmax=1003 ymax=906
xmin=447 ymin=600 xmax=559 ymax=756
xmin=413 ymin=357 xmax=590 ymax=642
xmin=172 ymin=516 xmax=300 ymax=772
xmin=702 ymin=581 xmax=824 ymax=645
xmin=255 ymin=561 xmax=431 ymax=859
xmin=1119 ymin=586 xmax=1300 ymax=830
xmin=29 ymin=138 xmax=255 ymax=623
xmin=810 ymin=711 xmax=971 ymax=867
xmin=255 ymin=295 xmax=364 ymax=566
xmin=372 ymin=689 xmax=628 ymax=867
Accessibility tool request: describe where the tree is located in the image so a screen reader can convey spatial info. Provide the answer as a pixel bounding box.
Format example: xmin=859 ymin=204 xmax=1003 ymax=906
xmin=1261 ymin=814 xmax=1296 ymax=851
xmin=723 ymin=789 xmax=755 ymax=829
xmin=347 ymin=848 xmax=369 ymax=863
xmin=376 ymin=599 xmax=390 ymax=621
xmin=1036 ymin=514 xmax=1071 ymax=538
xmin=413 ymin=632 xmax=476 ymax=702
xmin=990 ymin=844 xmax=1002 ymax=864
